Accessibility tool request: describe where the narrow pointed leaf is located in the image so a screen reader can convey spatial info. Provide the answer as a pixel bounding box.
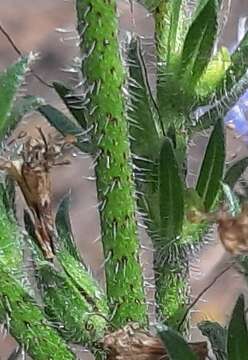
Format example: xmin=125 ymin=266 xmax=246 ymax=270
xmin=196 ymin=118 xmax=225 ymax=210
xmin=128 ymin=37 xmax=160 ymax=159
xmin=213 ymin=30 xmax=248 ymax=101
xmin=221 ymin=183 xmax=240 ymax=216
xmin=159 ymin=137 xmax=184 ymax=241
xmin=195 ymin=47 xmax=231 ymax=97
xmin=180 ymin=0 xmax=218 ymax=84
xmin=168 ymin=0 xmax=183 ymax=55
xmin=0 ymin=55 xmax=31 ymax=138
xmin=56 ymin=194 xmax=81 ymax=263
xmin=157 ymin=324 xmax=197 ymax=360
xmin=227 ymin=295 xmax=248 ymax=359
xmin=38 ymin=104 xmax=94 ymax=153
xmin=198 ymin=321 xmax=227 ymax=360
xmin=224 ymin=157 xmax=248 ymax=188
xmin=53 ymin=82 xmax=87 ymax=129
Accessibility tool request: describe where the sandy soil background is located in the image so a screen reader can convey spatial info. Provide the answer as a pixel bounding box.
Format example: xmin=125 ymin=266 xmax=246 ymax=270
xmin=0 ymin=1 xmax=248 ymax=358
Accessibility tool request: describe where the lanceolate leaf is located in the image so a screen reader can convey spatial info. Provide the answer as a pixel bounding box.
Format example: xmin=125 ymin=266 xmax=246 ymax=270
xmin=159 ymin=137 xmax=184 ymax=241
xmin=157 ymin=324 xmax=197 ymax=360
xmin=167 ymin=0 xmax=183 ymax=59
xmin=196 ymin=118 xmax=225 ymax=210
xmin=195 ymin=47 xmax=231 ymax=97
xmin=53 ymin=82 xmax=87 ymax=129
xmin=227 ymin=295 xmax=248 ymax=360
xmin=128 ymin=36 xmax=160 ymax=159
xmin=180 ymin=0 xmax=218 ymax=84
xmin=0 ymin=56 xmax=31 ymax=139
xmin=198 ymin=321 xmax=227 ymax=360
xmin=224 ymin=157 xmax=248 ymax=188
xmin=56 ymin=194 xmax=81 ymax=263
xmin=221 ymin=183 xmax=240 ymax=216
xmin=214 ymin=29 xmax=248 ymax=100
xmin=38 ymin=105 xmax=94 ymax=153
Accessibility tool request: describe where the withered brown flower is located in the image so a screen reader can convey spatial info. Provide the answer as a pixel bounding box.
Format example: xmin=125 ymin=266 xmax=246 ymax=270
xmin=217 ymin=203 xmax=248 ymax=255
xmin=0 ymin=128 xmax=73 ymax=260
xmin=187 ymin=202 xmax=248 ymax=255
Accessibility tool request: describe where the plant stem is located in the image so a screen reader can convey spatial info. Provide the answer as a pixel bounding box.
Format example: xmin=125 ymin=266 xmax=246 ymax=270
xmin=76 ymin=0 xmax=147 ymax=328
xmin=0 ymin=267 xmax=75 ymax=360
xmin=0 ymin=189 xmax=75 ymax=360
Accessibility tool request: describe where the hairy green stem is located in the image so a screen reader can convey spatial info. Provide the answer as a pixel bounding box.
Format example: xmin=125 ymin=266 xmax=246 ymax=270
xmin=0 ymin=188 xmax=75 ymax=359
xmin=0 ymin=267 xmax=75 ymax=360
xmin=76 ymin=0 xmax=147 ymax=328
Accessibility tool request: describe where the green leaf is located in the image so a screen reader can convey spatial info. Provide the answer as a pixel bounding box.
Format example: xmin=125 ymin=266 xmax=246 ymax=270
xmin=56 ymin=194 xmax=81 ymax=263
xmin=198 ymin=321 xmax=227 ymax=360
xmin=196 ymin=118 xmax=225 ymax=210
xmin=221 ymin=183 xmax=240 ymax=216
xmin=159 ymin=137 xmax=184 ymax=241
xmin=157 ymin=324 xmax=197 ymax=360
xmin=224 ymin=157 xmax=248 ymax=188
xmin=8 ymin=95 xmax=44 ymax=135
xmin=214 ymin=30 xmax=248 ymax=100
xmin=180 ymin=0 xmax=218 ymax=84
xmin=167 ymin=0 xmax=183 ymax=59
xmin=38 ymin=105 xmax=94 ymax=153
xmin=53 ymin=82 xmax=87 ymax=129
xmin=227 ymin=294 xmax=248 ymax=360
xmin=0 ymin=55 xmax=31 ymax=139
xmin=128 ymin=36 xmax=160 ymax=159
xmin=195 ymin=47 xmax=231 ymax=97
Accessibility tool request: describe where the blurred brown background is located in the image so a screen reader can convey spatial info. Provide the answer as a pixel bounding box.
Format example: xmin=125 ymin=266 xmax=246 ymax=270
xmin=0 ymin=0 xmax=248 ymax=358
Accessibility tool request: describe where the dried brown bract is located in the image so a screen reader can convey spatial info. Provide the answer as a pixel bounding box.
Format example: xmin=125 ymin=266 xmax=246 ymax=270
xmin=0 ymin=128 xmax=74 ymax=260
xmin=102 ymin=323 xmax=208 ymax=360
xmin=217 ymin=203 xmax=248 ymax=255
xmin=187 ymin=202 xmax=248 ymax=255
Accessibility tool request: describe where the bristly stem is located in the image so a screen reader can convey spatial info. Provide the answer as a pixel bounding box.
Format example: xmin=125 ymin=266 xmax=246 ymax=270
xmin=76 ymin=0 xmax=147 ymax=328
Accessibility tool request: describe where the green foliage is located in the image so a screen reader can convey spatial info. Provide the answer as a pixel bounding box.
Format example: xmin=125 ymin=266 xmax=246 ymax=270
xmin=224 ymin=157 xmax=248 ymax=188
xmin=38 ymin=104 xmax=93 ymax=153
xmin=227 ymin=295 xmax=248 ymax=359
xmin=180 ymin=0 xmax=218 ymax=86
xmin=196 ymin=118 xmax=225 ymax=210
xmin=159 ymin=137 xmax=184 ymax=240
xmin=198 ymin=320 xmax=227 ymax=360
xmin=0 ymin=268 xmax=76 ymax=360
xmin=155 ymin=296 xmax=248 ymax=359
xmin=157 ymin=324 xmax=196 ymax=359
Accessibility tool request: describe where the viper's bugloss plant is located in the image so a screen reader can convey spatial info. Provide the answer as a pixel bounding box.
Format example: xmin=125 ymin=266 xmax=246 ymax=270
xmin=1 ymin=0 xmax=248 ymax=359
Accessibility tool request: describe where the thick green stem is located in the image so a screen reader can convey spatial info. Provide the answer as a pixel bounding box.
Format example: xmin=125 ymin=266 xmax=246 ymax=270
xmin=0 ymin=189 xmax=75 ymax=359
xmin=24 ymin=204 xmax=108 ymax=347
xmin=155 ymin=260 xmax=188 ymax=326
xmin=154 ymin=219 xmax=209 ymax=327
xmin=0 ymin=267 xmax=75 ymax=360
xmin=76 ymin=0 xmax=147 ymax=328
